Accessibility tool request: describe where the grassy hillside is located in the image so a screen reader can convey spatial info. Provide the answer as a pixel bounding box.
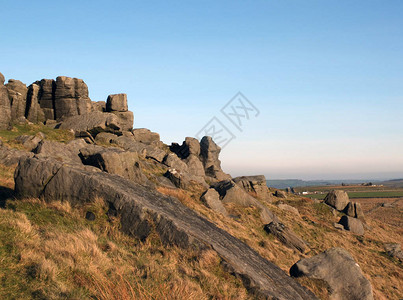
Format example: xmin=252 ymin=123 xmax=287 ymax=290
xmin=0 ymin=125 xmax=402 ymax=299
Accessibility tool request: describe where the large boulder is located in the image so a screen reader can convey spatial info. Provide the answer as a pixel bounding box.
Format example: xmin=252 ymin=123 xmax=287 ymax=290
xmin=201 ymin=188 xmax=228 ymax=216
xmin=324 ymin=190 xmax=350 ymax=211
xmin=345 ymin=202 xmax=365 ymax=219
xmin=58 ymin=111 xmax=121 ymax=136
xmin=132 ymin=128 xmax=160 ymax=145
xmin=213 ymin=179 xmax=277 ymax=224
xmin=34 ymin=139 xmax=87 ymax=164
xmin=106 ymin=93 xmax=128 ymax=112
xmin=79 ymin=145 xmax=147 ymax=184
xmin=14 ymin=155 xmax=317 ymax=300
xmin=54 ymin=76 xmax=92 ymax=119
xmin=290 ymin=247 xmax=374 ymax=300
xmin=338 ymin=216 xmax=365 ymax=235
xmin=200 ymin=136 xmax=230 ymax=181
xmin=5 ymin=79 xmax=28 ymax=121
xmin=264 ymin=222 xmax=308 ymax=253
xmin=0 ymin=73 xmax=11 ymax=130
xmin=233 ymin=175 xmax=272 ymax=201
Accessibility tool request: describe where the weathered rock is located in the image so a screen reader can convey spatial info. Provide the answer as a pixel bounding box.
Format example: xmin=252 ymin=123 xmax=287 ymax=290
xmin=91 ymin=101 xmax=106 ymax=112
xmin=132 ymin=128 xmax=160 ymax=145
xmin=338 ymin=216 xmax=365 ymax=235
xmin=0 ymin=145 xmax=34 ymax=166
xmin=106 ymin=93 xmax=128 ymax=112
xmin=200 ymin=136 xmax=230 ymax=181
xmin=384 ymin=243 xmax=403 ymax=261
xmin=146 ymin=148 xmax=166 ymax=163
xmin=201 ymin=189 xmax=228 ymax=216
xmin=163 ymin=153 xmax=189 ymax=173
xmin=111 ymin=111 xmax=134 ymax=131
xmin=213 ymin=180 xmax=277 ymax=224
xmin=234 ymin=175 xmax=272 ymax=201
xmin=0 ymin=77 xmax=11 ymax=130
xmin=79 ymin=145 xmax=147 ymax=184
xmin=15 ymin=132 xmax=45 ymax=151
xmin=26 ymin=84 xmax=46 ymax=123
xmin=54 ymin=76 xmax=91 ymax=119
xmin=278 ymin=203 xmax=300 ymax=216
xmin=112 ymin=136 xmax=148 ymax=157
xmin=14 ymin=155 xmax=316 ymax=300
xmin=34 ymin=139 xmax=87 ymax=164
xmin=94 ymin=132 xmax=118 ymax=144
xmin=290 ymin=247 xmax=374 ymax=300
xmin=171 ymin=137 xmax=201 ymax=158
xmin=5 ymin=79 xmax=28 ymax=121
xmin=165 ymin=168 xmax=208 ymax=189
xmin=324 ymin=190 xmax=350 ymax=211
xmin=264 ymin=222 xmax=308 ymax=253
xmin=184 ymin=154 xmax=205 ymax=177
xmin=345 ymin=202 xmax=365 ymax=219
xmin=0 ymin=72 xmax=4 ymax=84
xmin=274 ymin=190 xmax=287 ymax=198
xmin=59 ymin=111 xmax=120 ymax=136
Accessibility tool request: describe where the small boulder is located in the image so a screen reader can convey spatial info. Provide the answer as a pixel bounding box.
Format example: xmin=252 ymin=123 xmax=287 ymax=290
xmin=338 ymin=215 xmax=365 ymax=235
xmin=384 ymin=243 xmax=403 ymax=261
xmin=201 ymin=189 xmax=228 ymax=216
xmin=278 ymin=203 xmax=300 ymax=216
xmin=290 ymin=247 xmax=374 ymax=300
xmin=274 ymin=190 xmax=287 ymax=198
xmin=345 ymin=202 xmax=365 ymax=219
xmin=324 ymin=190 xmax=350 ymax=211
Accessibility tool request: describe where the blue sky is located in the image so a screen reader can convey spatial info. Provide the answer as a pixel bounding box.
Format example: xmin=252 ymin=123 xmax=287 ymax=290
xmin=1 ymin=0 xmax=402 ymax=180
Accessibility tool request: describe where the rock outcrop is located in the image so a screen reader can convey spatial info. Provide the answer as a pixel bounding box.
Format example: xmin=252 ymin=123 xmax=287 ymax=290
xmin=5 ymin=79 xmax=28 ymax=121
xmin=0 ymin=72 xmax=11 ymax=130
xmin=345 ymin=201 xmax=365 ymax=219
xmin=14 ymin=155 xmax=316 ymax=300
xmin=264 ymin=222 xmax=308 ymax=253
xmin=233 ymin=175 xmax=272 ymax=201
xmin=290 ymin=247 xmax=374 ymax=300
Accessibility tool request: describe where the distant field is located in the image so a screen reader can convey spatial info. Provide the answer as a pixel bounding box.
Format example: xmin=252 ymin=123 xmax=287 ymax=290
xmin=304 ymin=190 xmax=403 ymax=200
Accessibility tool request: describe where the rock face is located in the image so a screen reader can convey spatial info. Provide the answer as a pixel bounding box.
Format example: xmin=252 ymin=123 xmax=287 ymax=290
xmin=200 ymin=136 xmax=230 ymax=181
xmin=14 ymin=155 xmax=316 ymax=300
xmin=338 ymin=216 xmax=365 ymax=235
xmin=5 ymin=79 xmax=28 ymax=120
xmin=26 ymin=84 xmax=46 ymax=123
xmin=233 ymin=175 xmax=272 ymax=201
xmin=0 ymin=73 xmax=11 ymax=130
xmin=324 ymin=190 xmax=350 ymax=211
xmin=201 ymin=188 xmax=228 ymax=216
xmin=264 ymin=222 xmax=307 ymax=253
xmin=54 ymin=76 xmax=92 ymax=119
xmin=290 ymin=247 xmax=374 ymax=300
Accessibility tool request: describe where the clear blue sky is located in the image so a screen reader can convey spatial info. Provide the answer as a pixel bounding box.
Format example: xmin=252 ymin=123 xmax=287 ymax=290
xmin=1 ymin=1 xmax=402 ymax=180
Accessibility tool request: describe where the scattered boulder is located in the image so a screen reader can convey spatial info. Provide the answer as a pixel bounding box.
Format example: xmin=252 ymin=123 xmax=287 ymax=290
xmin=278 ymin=203 xmax=300 ymax=216
xmin=5 ymin=79 xmax=28 ymax=121
xmin=338 ymin=216 xmax=365 ymax=235
xmin=201 ymin=188 xmax=228 ymax=216
xmin=106 ymin=93 xmax=128 ymax=112
xmin=0 ymin=73 xmax=11 ymax=130
xmin=384 ymin=243 xmax=403 ymax=262
xmin=54 ymin=76 xmax=92 ymax=119
xmin=274 ymin=190 xmax=287 ymax=198
xmin=264 ymin=222 xmax=308 ymax=253
xmin=233 ymin=175 xmax=272 ymax=201
xmin=290 ymin=247 xmax=374 ymax=300
xmin=324 ymin=190 xmax=350 ymax=211
xmin=59 ymin=111 xmax=120 ymax=137
xmin=132 ymin=128 xmax=160 ymax=145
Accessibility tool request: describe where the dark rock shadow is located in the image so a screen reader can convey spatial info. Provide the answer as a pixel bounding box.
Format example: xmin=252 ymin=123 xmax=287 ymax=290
xmin=0 ymin=186 xmax=14 ymax=208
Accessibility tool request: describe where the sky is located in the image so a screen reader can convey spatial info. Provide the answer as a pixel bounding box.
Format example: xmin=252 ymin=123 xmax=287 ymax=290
xmin=1 ymin=0 xmax=402 ymax=180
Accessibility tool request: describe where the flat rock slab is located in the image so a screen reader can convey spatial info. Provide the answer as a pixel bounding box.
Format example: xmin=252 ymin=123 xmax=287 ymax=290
xmin=14 ymin=155 xmax=316 ymax=300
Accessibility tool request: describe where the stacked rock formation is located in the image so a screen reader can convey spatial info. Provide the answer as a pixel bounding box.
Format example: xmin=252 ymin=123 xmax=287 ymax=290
xmin=0 ymin=72 xmax=134 ymax=133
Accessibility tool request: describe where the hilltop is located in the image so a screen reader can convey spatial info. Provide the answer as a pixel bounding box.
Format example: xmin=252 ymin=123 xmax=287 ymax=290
xmin=0 ymin=72 xmax=402 ymax=299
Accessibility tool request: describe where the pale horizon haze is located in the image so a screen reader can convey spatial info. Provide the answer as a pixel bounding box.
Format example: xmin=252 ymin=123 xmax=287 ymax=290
xmin=1 ymin=1 xmax=402 ymax=180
